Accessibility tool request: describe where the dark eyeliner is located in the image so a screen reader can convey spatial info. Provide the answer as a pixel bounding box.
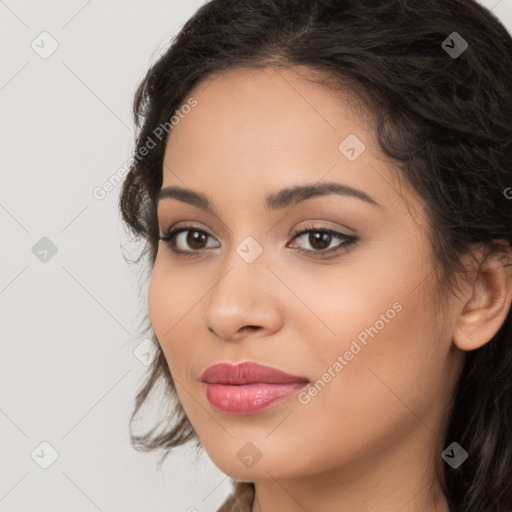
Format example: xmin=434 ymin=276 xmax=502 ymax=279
xmin=158 ymin=224 xmax=358 ymax=258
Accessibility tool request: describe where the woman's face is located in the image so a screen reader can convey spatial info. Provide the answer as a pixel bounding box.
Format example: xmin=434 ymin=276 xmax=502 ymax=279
xmin=148 ymin=66 xmax=465 ymax=483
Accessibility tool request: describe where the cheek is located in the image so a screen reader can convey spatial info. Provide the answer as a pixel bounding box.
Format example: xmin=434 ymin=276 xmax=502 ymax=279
xmin=147 ymin=260 xmax=169 ymax=342
xmin=309 ymin=282 xmax=443 ymax=434
xmin=296 ymin=243 xmax=443 ymax=425
xmin=147 ymin=257 xmax=193 ymax=373
xmin=283 ymin=256 xmax=409 ymax=373
xmin=148 ymin=255 xmax=197 ymax=333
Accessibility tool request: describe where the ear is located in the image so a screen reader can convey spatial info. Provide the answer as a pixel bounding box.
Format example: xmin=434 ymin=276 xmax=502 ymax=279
xmin=453 ymin=242 xmax=512 ymax=351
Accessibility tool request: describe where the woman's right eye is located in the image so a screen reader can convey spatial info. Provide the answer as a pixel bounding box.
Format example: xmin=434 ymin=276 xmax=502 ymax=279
xmin=159 ymin=226 xmax=220 ymax=256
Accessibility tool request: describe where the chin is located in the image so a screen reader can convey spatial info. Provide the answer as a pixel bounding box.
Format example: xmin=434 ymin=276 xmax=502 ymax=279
xmin=207 ymin=443 xmax=304 ymax=483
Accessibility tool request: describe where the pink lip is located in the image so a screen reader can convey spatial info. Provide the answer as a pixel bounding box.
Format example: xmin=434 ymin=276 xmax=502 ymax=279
xmin=200 ymin=362 xmax=309 ymax=415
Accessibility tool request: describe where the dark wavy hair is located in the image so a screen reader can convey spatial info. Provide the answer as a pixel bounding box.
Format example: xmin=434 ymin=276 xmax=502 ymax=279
xmin=118 ymin=0 xmax=512 ymax=510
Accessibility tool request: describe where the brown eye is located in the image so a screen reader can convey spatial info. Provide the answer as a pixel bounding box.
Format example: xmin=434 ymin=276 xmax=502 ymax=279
xmin=159 ymin=227 xmax=220 ymax=255
xmin=159 ymin=224 xmax=358 ymax=259
xmin=186 ymin=230 xmax=208 ymax=249
xmin=307 ymin=231 xmax=332 ymax=250
xmin=290 ymin=226 xmax=357 ymax=257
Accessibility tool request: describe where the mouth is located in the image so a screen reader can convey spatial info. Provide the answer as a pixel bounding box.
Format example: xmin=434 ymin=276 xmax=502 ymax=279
xmin=200 ymin=362 xmax=310 ymax=415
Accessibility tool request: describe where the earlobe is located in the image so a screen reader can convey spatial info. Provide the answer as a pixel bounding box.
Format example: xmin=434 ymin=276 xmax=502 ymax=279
xmin=452 ymin=244 xmax=512 ymax=352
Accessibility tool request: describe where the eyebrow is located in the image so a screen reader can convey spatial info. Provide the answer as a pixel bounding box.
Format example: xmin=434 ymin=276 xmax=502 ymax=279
xmin=156 ymin=182 xmax=382 ymax=212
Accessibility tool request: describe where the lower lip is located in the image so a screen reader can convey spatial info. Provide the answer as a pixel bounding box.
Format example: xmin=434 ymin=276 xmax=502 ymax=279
xmin=203 ymin=382 xmax=309 ymax=414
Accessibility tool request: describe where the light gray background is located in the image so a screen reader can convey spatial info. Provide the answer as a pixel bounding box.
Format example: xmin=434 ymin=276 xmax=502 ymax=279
xmin=1 ymin=1 xmax=511 ymax=511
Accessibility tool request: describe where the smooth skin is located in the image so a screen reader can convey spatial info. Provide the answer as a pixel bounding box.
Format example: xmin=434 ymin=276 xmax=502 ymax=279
xmin=148 ymin=66 xmax=512 ymax=512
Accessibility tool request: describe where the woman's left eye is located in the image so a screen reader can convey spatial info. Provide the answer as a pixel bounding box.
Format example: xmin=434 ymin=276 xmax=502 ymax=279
xmin=159 ymin=224 xmax=358 ymax=259
xmin=289 ymin=226 xmax=358 ymax=257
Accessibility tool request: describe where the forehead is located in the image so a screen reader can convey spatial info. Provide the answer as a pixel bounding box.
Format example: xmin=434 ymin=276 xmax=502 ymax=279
xmin=169 ymin=65 xmax=373 ymax=142
xmin=163 ymin=66 xmax=376 ymax=176
xmin=160 ymin=65 xmax=425 ymax=226
xmin=188 ymin=65 xmax=369 ymax=120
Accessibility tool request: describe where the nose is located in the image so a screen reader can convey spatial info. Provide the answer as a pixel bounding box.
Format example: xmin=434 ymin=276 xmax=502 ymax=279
xmin=202 ymin=248 xmax=283 ymax=342
xmin=208 ymin=325 xmax=260 ymax=338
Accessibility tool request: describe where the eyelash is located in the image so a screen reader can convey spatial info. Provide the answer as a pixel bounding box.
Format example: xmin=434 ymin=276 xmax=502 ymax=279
xmin=158 ymin=223 xmax=358 ymax=259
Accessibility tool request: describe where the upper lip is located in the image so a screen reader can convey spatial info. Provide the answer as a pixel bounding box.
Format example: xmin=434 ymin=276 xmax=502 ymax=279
xmin=200 ymin=362 xmax=310 ymax=385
